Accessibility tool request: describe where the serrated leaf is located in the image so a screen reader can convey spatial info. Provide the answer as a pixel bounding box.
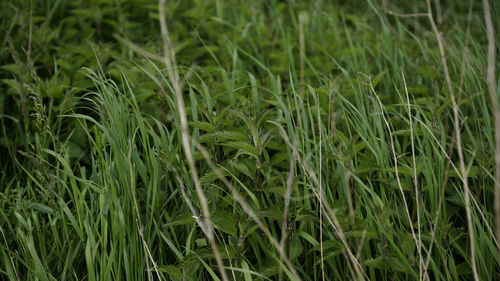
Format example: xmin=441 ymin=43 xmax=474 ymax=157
xmin=200 ymin=168 xmax=230 ymax=184
xmin=212 ymin=210 xmax=237 ymax=236
xmin=230 ymin=159 xmax=256 ymax=178
xmin=223 ymin=141 xmax=259 ymax=158
xmin=199 ymin=130 xmax=249 ymax=143
xmin=230 ymin=110 xmax=260 ymax=144
xmin=189 ymin=121 xmax=215 ymax=133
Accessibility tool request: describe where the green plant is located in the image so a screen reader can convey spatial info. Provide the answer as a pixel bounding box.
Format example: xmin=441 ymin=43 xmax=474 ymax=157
xmin=1 ymin=0 xmax=499 ymax=280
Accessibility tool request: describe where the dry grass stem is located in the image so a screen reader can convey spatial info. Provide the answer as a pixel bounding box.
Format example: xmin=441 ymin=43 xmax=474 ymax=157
xmin=158 ymin=1 xmax=228 ymax=280
xmin=425 ymin=0 xmax=479 ymax=279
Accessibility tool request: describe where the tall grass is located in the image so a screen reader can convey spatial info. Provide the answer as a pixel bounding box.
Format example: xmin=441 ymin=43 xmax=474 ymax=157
xmin=1 ymin=0 xmax=499 ymax=280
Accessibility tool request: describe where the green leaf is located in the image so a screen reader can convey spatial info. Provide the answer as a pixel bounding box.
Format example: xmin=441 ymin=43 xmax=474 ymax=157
xmin=449 ymin=166 xmax=479 ymax=178
xmin=0 ymin=64 xmax=21 ymax=75
xmin=311 ymin=240 xmax=343 ymax=257
xmin=223 ymin=141 xmax=259 ymax=158
xmin=364 ymin=255 xmax=411 ymax=273
xmin=371 ymin=69 xmax=388 ymax=87
xmin=157 ymin=265 xmax=183 ymax=280
xmin=196 ymin=238 xmax=207 ymax=247
xmin=189 ymin=121 xmax=215 ymax=133
xmin=2 ymin=79 xmax=21 ymax=94
xmin=165 ymin=213 xmax=195 ymax=227
xmin=257 ymin=205 xmax=284 ymax=220
xmin=200 ymin=168 xmax=230 ymax=184
xmin=85 ymin=239 xmax=96 ymax=281
xmin=400 ymin=232 xmax=415 ymax=256
xmin=289 ymin=235 xmax=303 ymax=260
xmin=68 ymin=141 xmax=84 ymax=158
xmin=200 ymin=130 xmax=249 ymax=143
xmin=27 ymin=202 xmax=54 ymax=215
xmin=230 ymin=158 xmax=256 ymax=178
xmin=212 ymin=210 xmax=237 ymax=236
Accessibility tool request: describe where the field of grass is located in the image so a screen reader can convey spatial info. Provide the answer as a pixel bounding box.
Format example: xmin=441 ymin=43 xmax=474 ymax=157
xmin=1 ymin=0 xmax=499 ymax=280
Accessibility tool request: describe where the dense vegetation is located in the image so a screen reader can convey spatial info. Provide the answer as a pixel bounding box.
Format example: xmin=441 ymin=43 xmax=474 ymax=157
xmin=1 ymin=0 xmax=499 ymax=280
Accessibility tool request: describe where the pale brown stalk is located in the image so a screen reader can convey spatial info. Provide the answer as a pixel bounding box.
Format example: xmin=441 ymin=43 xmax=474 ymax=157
xmin=369 ymin=81 xmax=424 ymax=280
xmin=158 ymin=1 xmax=228 ymax=280
xmin=173 ymin=170 xmax=209 ymax=236
xmin=386 ymin=10 xmax=428 ymax=18
xmin=278 ymin=129 xmax=366 ymax=281
xmin=424 ymin=1 xmax=473 ymax=276
xmin=401 ymin=70 xmax=427 ymax=281
xmin=425 ymin=1 xmax=478 ymax=279
xmin=279 ymin=155 xmax=295 ymax=281
xmin=128 ymin=146 xmax=158 ymax=281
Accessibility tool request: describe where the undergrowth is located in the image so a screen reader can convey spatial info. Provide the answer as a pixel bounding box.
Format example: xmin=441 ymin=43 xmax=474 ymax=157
xmin=1 ymin=0 xmax=499 ymax=280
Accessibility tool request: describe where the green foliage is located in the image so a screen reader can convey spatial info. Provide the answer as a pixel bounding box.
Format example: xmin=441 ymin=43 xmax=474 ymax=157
xmin=1 ymin=0 xmax=499 ymax=281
